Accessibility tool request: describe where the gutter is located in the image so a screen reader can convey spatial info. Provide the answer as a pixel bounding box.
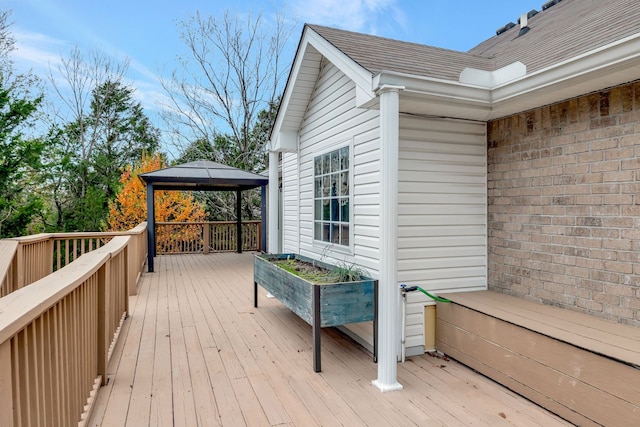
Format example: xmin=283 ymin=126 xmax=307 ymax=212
xmin=371 ymin=31 xmax=640 ymax=121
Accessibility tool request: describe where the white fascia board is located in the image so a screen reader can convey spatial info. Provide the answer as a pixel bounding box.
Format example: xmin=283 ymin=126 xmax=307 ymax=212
xmin=492 ymin=32 xmax=640 ymax=105
xmin=373 ymin=71 xmax=492 ymax=109
xmin=373 ymin=32 xmax=640 ymax=120
xmin=304 ymin=30 xmax=374 ymax=100
xmin=271 ymin=26 xmax=375 ymax=142
xmin=270 ymin=28 xmax=313 ymax=142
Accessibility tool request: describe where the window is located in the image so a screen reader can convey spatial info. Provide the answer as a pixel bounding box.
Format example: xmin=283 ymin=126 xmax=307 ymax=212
xmin=314 ymin=146 xmax=350 ymax=246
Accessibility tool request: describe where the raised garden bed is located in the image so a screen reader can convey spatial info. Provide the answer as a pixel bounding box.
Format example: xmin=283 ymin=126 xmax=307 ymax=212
xmin=253 ymin=253 xmax=377 ymax=372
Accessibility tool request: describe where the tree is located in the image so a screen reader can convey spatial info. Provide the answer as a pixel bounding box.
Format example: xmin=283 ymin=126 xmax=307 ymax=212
xmin=45 ymin=49 xmax=160 ymax=231
xmin=162 ymin=10 xmax=291 ymax=167
xmin=0 ymin=10 xmax=45 ymax=237
xmin=174 ymin=101 xmax=279 ymax=221
xmin=105 ymin=152 xmax=205 ymax=231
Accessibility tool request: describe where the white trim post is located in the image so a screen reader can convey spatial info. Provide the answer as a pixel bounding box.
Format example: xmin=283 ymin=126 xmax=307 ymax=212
xmin=268 ymin=149 xmax=280 ymax=254
xmin=373 ymin=85 xmax=404 ymax=392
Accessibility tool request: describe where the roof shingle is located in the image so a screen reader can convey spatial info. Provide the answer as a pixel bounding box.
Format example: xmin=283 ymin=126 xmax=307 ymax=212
xmin=309 ymin=0 xmax=640 ymax=82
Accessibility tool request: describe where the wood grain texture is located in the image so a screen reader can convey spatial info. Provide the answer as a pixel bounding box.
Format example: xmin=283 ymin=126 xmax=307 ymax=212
xmin=254 ymin=253 xmax=375 ymax=327
xmin=89 ymin=253 xmax=571 ymax=427
xmin=437 ymin=291 xmax=640 ymax=427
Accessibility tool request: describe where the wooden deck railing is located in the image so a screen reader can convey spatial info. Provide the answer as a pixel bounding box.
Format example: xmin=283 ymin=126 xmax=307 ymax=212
xmin=156 ymin=221 xmax=261 ymax=255
xmin=0 ymin=235 xmax=138 ymax=426
xmin=0 ymin=223 xmax=147 ymax=298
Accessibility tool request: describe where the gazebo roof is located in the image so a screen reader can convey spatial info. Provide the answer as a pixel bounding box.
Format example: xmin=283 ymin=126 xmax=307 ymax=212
xmin=139 ymin=160 xmax=268 ymax=191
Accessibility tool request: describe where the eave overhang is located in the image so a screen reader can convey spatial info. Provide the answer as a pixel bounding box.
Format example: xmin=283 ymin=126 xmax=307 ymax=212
xmin=371 ymin=32 xmax=640 ymax=121
xmin=270 ymin=25 xmax=374 ymax=152
xmin=272 ymin=26 xmax=640 ymax=145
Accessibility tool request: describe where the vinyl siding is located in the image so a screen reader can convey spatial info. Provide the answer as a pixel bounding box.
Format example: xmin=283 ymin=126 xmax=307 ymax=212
xmin=295 ymin=60 xmax=380 ymax=273
xmin=281 ymin=152 xmax=299 ymax=253
xmin=398 ymin=115 xmax=487 ymax=354
xmin=278 ymin=60 xmax=381 ymax=351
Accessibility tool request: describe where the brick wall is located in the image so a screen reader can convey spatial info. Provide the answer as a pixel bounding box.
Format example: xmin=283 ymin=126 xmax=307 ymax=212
xmin=487 ymin=80 xmax=640 ymax=327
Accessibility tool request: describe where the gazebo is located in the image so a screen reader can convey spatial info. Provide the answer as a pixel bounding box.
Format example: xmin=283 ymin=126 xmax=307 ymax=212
xmin=139 ymin=160 xmax=269 ymax=272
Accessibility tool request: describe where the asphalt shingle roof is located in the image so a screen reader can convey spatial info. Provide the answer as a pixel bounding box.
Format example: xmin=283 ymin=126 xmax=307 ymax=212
xmin=308 ymin=24 xmax=493 ymax=81
xmin=309 ymin=0 xmax=640 ymax=81
xmin=469 ymin=0 xmax=640 ymax=74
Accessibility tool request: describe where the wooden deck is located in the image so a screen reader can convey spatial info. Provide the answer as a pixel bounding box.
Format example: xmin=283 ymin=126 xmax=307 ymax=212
xmin=89 ymin=253 xmax=571 ymax=427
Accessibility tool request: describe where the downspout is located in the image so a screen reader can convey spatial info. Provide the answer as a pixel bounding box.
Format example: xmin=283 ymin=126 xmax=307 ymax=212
xmin=372 ymin=84 xmax=404 ymax=392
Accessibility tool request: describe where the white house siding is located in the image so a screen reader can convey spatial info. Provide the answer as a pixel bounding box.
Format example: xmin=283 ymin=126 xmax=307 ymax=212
xmin=281 ymin=152 xmax=299 ymax=253
xmin=295 ymin=60 xmax=380 ymax=271
xmin=280 ymin=60 xmax=380 ymax=350
xmin=398 ymin=115 xmax=487 ymax=355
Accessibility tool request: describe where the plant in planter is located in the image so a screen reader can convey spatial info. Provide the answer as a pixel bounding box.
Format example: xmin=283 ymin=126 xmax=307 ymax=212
xmin=253 ymin=253 xmax=377 ymax=372
xmin=271 ymin=256 xmax=368 ymax=284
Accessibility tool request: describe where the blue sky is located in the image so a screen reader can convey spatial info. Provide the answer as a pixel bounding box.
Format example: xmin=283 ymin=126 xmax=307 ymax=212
xmin=1 ymin=0 xmax=542 ymax=142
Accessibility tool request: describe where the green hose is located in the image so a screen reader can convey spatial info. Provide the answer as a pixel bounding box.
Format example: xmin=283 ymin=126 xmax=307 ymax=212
xmin=416 ymin=287 xmax=451 ymax=303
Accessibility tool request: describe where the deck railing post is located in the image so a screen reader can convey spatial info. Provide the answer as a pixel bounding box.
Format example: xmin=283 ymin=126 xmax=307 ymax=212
xmin=15 ymin=242 xmax=25 ymax=290
xmin=127 ymin=234 xmax=137 ymax=296
xmin=97 ymin=259 xmax=110 ymax=386
xmin=257 ymin=222 xmax=262 ymax=252
xmin=203 ymin=223 xmax=210 ymax=255
xmin=123 ymin=245 xmax=130 ymax=315
xmin=0 ymin=340 xmax=14 ymax=425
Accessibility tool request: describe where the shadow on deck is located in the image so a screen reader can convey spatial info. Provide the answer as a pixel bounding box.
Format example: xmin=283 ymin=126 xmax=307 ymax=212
xmin=90 ymin=253 xmax=570 ymax=426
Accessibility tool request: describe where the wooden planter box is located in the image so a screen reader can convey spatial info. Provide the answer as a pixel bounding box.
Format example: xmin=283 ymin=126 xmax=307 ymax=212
xmin=253 ymin=253 xmax=377 ymax=372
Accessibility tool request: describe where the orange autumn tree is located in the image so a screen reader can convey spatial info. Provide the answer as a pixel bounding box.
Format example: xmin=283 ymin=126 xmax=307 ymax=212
xmin=105 ymin=153 xmax=206 ymax=252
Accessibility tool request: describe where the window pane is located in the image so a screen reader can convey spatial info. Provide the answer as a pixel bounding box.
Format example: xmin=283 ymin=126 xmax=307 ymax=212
xmin=322 ymin=154 xmax=329 ymax=174
xmin=323 ymin=223 xmax=331 ymax=241
xmin=340 ymin=147 xmax=349 ymax=170
xmin=315 ymin=178 xmax=322 ymax=198
xmin=331 ymin=151 xmax=339 ymax=173
xmin=340 ymin=172 xmax=348 ymax=196
xmin=330 ymin=198 xmax=339 ymax=221
xmin=340 ymin=225 xmax=349 ymax=245
xmin=323 ymin=200 xmax=330 ymax=220
xmin=315 ymin=200 xmax=322 ymax=220
xmin=330 ymin=224 xmax=339 ymax=243
xmin=340 ymin=199 xmax=349 ymax=221
xmin=315 ymin=222 xmax=323 ymax=240
xmin=314 ymin=157 xmax=322 ymax=175
xmin=331 ymin=174 xmax=338 ymax=196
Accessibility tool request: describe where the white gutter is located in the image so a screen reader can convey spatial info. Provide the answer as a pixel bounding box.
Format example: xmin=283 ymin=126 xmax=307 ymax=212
xmin=492 ymin=31 xmax=640 ymax=104
xmin=371 ymin=31 xmax=640 ymax=121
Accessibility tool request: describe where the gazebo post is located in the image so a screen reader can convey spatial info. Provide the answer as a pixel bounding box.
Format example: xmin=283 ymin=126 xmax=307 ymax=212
xmin=146 ymin=182 xmax=156 ymax=272
xmin=236 ymin=190 xmax=242 ymax=254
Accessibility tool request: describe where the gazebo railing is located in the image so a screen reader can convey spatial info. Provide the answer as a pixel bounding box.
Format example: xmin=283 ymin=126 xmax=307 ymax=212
xmin=155 ymin=221 xmax=261 ymax=255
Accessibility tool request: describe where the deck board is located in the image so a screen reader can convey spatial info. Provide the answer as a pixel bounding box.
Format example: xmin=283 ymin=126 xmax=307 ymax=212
xmin=89 ymin=253 xmax=572 ymax=427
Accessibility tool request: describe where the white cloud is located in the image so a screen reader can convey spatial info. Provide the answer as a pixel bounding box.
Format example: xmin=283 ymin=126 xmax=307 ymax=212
xmin=12 ymin=29 xmax=67 ymax=72
xmin=290 ymin=0 xmax=407 ymax=34
xmin=11 ymin=28 xmax=171 ymax=124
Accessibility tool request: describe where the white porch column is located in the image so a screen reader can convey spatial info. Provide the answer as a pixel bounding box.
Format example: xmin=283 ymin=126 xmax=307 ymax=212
xmin=268 ymin=150 xmax=280 ymax=254
xmin=373 ymin=85 xmax=404 ymax=392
